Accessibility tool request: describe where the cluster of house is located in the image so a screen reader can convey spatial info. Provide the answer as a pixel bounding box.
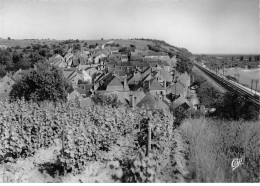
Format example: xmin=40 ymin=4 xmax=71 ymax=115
xmin=0 ymin=42 xmax=202 ymax=113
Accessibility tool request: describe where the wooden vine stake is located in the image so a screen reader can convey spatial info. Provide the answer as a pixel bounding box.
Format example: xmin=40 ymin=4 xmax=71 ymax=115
xmin=62 ymin=118 xmax=66 ymax=176
xmin=146 ymin=121 xmax=151 ymax=157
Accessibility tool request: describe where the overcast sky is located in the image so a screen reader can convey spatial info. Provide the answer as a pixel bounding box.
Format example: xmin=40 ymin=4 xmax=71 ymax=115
xmin=0 ymin=0 xmax=259 ymax=54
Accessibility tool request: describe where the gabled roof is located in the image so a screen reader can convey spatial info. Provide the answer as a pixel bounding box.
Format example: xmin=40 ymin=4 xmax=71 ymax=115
xmin=149 ymin=78 xmax=164 ymax=90
xmin=107 ymin=76 xmax=123 ymax=87
xmin=137 ymin=92 xmax=169 ymax=111
xmin=171 ymin=95 xmax=191 ymax=111
xmin=128 ymin=71 xmax=142 ymax=83
xmin=64 ymin=52 xmax=73 ymax=59
xmin=159 ymin=68 xmax=173 ymax=82
xmin=177 ymin=72 xmax=190 ymax=87
xmin=72 ymin=56 xmax=80 ymax=66
xmin=167 ymin=81 xmax=185 ymax=95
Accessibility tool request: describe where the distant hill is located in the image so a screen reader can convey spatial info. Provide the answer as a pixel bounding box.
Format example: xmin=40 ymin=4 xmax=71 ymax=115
xmin=0 ymin=38 xmax=193 ymax=58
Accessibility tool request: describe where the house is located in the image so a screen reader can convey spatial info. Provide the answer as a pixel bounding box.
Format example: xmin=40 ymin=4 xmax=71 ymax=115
xmin=62 ymin=68 xmax=82 ymax=88
xmin=159 ymin=68 xmax=173 ymax=83
xmin=80 ymin=70 xmax=92 ymax=83
xmin=170 ymin=56 xmax=177 ymax=68
xmin=113 ymin=69 xmax=127 ymax=80
xmin=79 ymin=53 xmax=89 ymax=65
xmin=166 ymin=81 xmax=186 ymax=97
xmin=136 ymin=92 xmax=169 ymax=111
xmin=160 ymin=61 xmax=171 ymax=72
xmin=49 ymin=54 xmax=66 ymax=68
xmin=83 ymin=67 xmax=100 ymax=77
xmin=147 ymin=78 xmax=166 ymax=96
xmin=106 ymin=76 xmax=124 ymax=91
xmin=64 ymin=53 xmax=73 ymax=63
xmin=121 ymin=55 xmax=129 ymax=62
xmin=170 ymin=95 xmax=191 ymax=111
xmin=94 ymin=53 xmax=107 ymax=64
xmin=128 ymin=71 xmax=142 ymax=85
xmin=71 ymin=56 xmax=80 ymax=67
xmin=177 ymin=72 xmax=190 ymax=88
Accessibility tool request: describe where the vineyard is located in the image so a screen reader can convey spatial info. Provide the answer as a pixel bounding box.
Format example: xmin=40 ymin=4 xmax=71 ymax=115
xmin=0 ymin=99 xmax=180 ymax=182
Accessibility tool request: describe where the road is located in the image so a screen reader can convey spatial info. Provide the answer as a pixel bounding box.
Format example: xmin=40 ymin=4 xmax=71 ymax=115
xmin=193 ymin=61 xmax=260 ymax=108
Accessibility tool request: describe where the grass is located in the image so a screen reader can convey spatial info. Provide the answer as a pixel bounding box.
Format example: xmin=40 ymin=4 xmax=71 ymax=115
xmin=180 ymin=117 xmax=260 ymax=182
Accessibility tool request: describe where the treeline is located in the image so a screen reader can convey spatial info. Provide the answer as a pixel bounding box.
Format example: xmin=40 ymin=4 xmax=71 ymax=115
xmin=0 ymin=41 xmax=85 ymax=77
xmin=0 ymin=44 xmax=52 ymax=77
xmin=195 ymin=55 xmax=260 ymax=69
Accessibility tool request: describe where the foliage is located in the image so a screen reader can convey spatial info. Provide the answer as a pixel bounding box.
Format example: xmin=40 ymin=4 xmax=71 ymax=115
xmin=197 ymin=82 xmax=223 ymax=108
xmin=181 ymin=118 xmax=260 ymax=182
xmin=123 ymin=150 xmax=157 ymax=183
xmin=0 ymin=99 xmax=174 ymax=180
xmin=176 ymin=55 xmax=193 ymax=74
xmin=191 ymin=68 xmax=223 ymax=107
xmin=170 ymin=106 xmax=203 ymax=128
xmin=91 ymin=93 xmax=122 ymax=108
xmin=210 ymin=92 xmax=259 ymax=121
xmin=9 ymin=61 xmax=71 ymax=102
xmin=0 ymin=67 xmax=7 ymax=77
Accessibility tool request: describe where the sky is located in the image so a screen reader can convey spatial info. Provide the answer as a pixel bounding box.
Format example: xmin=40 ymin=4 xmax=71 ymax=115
xmin=0 ymin=0 xmax=259 ymax=54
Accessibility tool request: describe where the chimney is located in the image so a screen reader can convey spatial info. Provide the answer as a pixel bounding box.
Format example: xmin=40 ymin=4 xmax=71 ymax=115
xmin=164 ymin=80 xmax=166 ymax=89
xmin=148 ymin=80 xmax=151 ymax=89
xmin=156 ymin=92 xmax=160 ymax=102
xmin=130 ymin=93 xmax=136 ymax=108
xmin=124 ymin=77 xmax=129 ymax=91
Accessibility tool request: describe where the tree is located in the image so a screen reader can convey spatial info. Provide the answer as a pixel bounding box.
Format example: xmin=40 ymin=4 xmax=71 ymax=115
xmin=0 ymin=67 xmax=6 ymax=78
xmin=210 ymin=91 xmax=259 ymax=121
xmin=9 ymin=61 xmax=72 ymax=102
xmin=7 ymin=37 xmax=11 ymax=40
xmin=175 ymin=55 xmax=193 ymax=74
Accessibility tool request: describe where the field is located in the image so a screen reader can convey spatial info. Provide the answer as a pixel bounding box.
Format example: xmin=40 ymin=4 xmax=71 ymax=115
xmin=0 ymin=39 xmax=60 ymax=48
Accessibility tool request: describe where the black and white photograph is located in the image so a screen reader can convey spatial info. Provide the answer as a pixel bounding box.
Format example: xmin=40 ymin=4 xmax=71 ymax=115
xmin=0 ymin=0 xmax=259 ymax=183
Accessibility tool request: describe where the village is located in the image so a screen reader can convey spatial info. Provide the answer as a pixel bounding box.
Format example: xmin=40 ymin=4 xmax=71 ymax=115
xmin=0 ymin=41 xmax=202 ymax=113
